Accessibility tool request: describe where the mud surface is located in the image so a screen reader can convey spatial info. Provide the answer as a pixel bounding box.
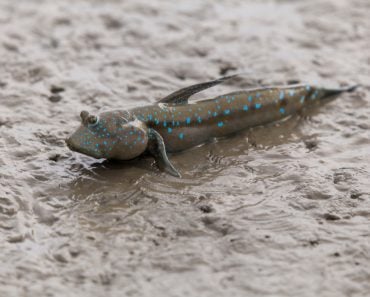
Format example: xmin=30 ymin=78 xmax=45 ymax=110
xmin=0 ymin=0 xmax=369 ymax=296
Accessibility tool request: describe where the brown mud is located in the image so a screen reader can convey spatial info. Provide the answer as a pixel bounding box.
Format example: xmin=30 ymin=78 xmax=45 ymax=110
xmin=0 ymin=0 xmax=369 ymax=296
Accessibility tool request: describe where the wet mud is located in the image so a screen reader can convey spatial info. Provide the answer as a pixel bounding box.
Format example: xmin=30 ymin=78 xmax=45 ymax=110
xmin=0 ymin=0 xmax=369 ymax=296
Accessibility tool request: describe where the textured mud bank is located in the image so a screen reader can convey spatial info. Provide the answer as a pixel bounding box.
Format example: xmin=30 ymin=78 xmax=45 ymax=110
xmin=0 ymin=0 xmax=369 ymax=296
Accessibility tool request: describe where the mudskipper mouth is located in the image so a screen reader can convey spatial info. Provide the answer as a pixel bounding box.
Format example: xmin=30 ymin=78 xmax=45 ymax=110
xmin=65 ymin=136 xmax=84 ymax=155
xmin=65 ymin=137 xmax=75 ymax=151
xmin=65 ymin=136 xmax=102 ymax=159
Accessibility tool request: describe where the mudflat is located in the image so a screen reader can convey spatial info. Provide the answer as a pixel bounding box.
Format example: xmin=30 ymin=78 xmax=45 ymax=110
xmin=0 ymin=0 xmax=369 ymax=296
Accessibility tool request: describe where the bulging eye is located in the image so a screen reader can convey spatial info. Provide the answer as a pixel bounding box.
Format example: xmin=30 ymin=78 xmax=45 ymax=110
xmin=80 ymin=110 xmax=89 ymax=122
xmin=87 ymin=115 xmax=99 ymax=126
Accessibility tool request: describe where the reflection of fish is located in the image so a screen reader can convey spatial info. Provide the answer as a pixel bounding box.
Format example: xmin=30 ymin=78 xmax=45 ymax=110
xmin=66 ymin=75 xmax=357 ymax=177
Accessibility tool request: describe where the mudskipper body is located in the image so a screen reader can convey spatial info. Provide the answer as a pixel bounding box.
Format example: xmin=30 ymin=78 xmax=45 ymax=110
xmin=66 ymin=75 xmax=357 ymax=177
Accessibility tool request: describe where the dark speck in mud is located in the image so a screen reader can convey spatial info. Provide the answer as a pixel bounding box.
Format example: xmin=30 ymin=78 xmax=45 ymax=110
xmin=323 ymin=213 xmax=341 ymax=221
xmin=304 ymin=140 xmax=318 ymax=150
xmin=198 ymin=204 xmax=213 ymax=213
xmin=48 ymin=153 xmax=61 ymax=162
xmin=175 ymin=73 xmax=186 ymax=81
xmin=333 ymin=252 xmax=341 ymax=257
xmin=50 ymin=85 xmax=65 ymax=94
xmin=219 ymin=64 xmax=237 ymax=76
xmin=0 ymin=119 xmax=10 ymax=127
xmin=69 ymin=247 xmax=81 ymax=258
xmin=127 ymin=85 xmax=137 ymax=92
xmin=309 ymin=240 xmax=320 ymax=247
xmin=350 ymin=192 xmax=362 ymax=199
xmin=152 ymin=239 xmax=160 ymax=246
xmin=53 ymin=253 xmax=69 ymax=263
xmin=48 ymin=94 xmax=62 ymax=103
xmin=102 ymin=16 xmax=123 ymax=30
xmin=287 ymin=79 xmax=301 ymax=84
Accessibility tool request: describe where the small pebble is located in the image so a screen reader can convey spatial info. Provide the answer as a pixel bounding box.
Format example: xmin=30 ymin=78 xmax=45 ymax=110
xmin=50 ymin=85 xmax=65 ymax=93
xmin=49 ymin=94 xmax=62 ymax=103
xmin=199 ymin=204 xmax=213 ymax=213
xmin=323 ymin=213 xmax=341 ymax=221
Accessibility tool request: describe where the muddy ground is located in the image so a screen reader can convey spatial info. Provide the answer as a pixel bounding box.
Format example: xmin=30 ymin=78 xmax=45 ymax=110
xmin=0 ymin=0 xmax=369 ymax=296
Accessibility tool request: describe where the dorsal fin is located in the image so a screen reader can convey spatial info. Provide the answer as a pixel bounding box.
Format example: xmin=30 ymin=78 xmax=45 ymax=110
xmin=158 ymin=74 xmax=237 ymax=105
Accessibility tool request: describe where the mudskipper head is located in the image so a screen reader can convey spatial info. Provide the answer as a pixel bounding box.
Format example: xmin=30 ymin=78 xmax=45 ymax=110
xmin=66 ymin=110 xmax=149 ymax=160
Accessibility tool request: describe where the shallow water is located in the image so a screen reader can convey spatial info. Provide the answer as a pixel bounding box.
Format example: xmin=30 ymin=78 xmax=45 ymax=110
xmin=0 ymin=0 xmax=369 ymax=296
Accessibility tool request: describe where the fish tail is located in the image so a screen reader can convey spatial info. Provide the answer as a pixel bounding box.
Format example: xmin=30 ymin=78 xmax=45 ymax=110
xmin=318 ymin=84 xmax=359 ymax=103
xmin=324 ymin=84 xmax=359 ymax=96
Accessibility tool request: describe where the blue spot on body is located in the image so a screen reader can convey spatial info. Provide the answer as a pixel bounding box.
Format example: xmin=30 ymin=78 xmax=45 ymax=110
xmin=306 ymin=85 xmax=311 ymax=91
xmin=217 ymin=105 xmax=221 ymax=110
xmin=218 ymin=121 xmax=224 ymax=127
xmin=289 ymin=90 xmax=295 ymax=97
xmin=300 ymin=96 xmax=305 ymax=103
xmin=186 ymin=117 xmax=191 ymax=124
xmin=168 ymin=127 xmax=172 ymax=133
xmin=155 ymin=119 xmax=159 ymax=125
xmin=208 ymin=110 xmax=211 ymax=115
xmin=248 ymin=95 xmax=253 ymax=102
xmin=213 ymin=112 xmax=218 ymax=117
xmin=148 ymin=114 xmax=153 ymax=120
xmin=163 ymin=121 xmax=167 ymax=127
xmin=129 ymin=131 xmax=133 ymax=135
xmin=256 ymin=93 xmax=261 ymax=98
xmin=179 ymin=133 xmax=184 ymax=140
xmin=103 ymin=141 xmax=107 ymax=145
xmin=224 ymin=109 xmax=230 ymax=115
xmin=280 ymin=107 xmax=285 ymax=114
xmin=255 ymin=103 xmax=262 ymax=109
xmin=197 ymin=116 xmax=202 ymax=123
xmin=279 ymin=91 xmax=284 ymax=100
xmin=311 ymin=91 xmax=318 ymax=100
xmin=243 ymin=105 xmax=249 ymax=111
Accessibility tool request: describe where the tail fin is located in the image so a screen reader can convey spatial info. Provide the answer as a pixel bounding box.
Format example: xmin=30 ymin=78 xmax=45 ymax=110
xmin=342 ymin=85 xmax=359 ymax=93
xmin=322 ymin=84 xmax=359 ymax=99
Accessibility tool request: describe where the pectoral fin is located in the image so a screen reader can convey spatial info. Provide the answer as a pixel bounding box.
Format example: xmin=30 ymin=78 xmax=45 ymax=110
xmin=147 ymin=129 xmax=181 ymax=178
xmin=158 ymin=74 xmax=237 ymax=105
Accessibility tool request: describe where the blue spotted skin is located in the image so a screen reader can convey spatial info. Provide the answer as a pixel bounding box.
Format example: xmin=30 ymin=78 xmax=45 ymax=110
xmin=66 ymin=83 xmax=354 ymax=161
xmin=126 ymin=84 xmax=336 ymax=153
